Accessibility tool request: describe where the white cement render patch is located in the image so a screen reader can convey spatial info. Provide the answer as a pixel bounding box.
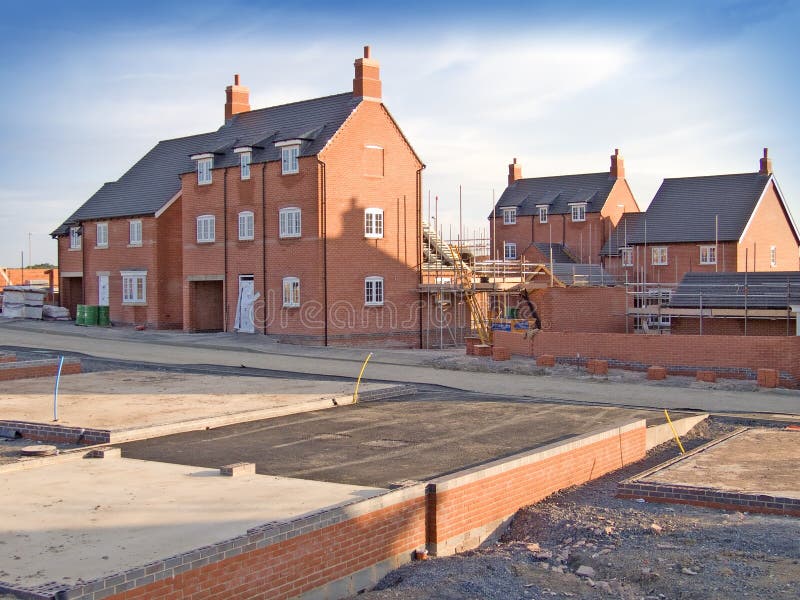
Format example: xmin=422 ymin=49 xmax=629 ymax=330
xmin=0 ymin=370 xmax=389 ymax=430
xmin=0 ymin=457 xmax=384 ymax=589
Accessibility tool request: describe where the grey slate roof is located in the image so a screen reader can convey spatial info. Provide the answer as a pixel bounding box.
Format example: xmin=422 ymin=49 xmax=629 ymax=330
xmin=600 ymin=212 xmax=647 ymax=256
xmin=492 ymin=172 xmax=617 ymax=218
xmin=53 ymin=93 xmax=360 ymax=235
xmin=533 ymin=243 xmax=575 ymax=264
xmin=669 ymin=271 xmax=800 ymax=309
xmin=624 ymin=172 xmax=775 ymax=245
xmin=550 ymin=263 xmax=616 ymax=287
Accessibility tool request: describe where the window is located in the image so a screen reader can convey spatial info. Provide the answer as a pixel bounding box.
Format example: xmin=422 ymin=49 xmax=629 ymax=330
xmin=282 ymin=277 xmax=300 ymax=307
xmin=281 ymin=145 xmax=299 ymax=174
xmin=502 ymin=208 xmax=517 ymax=225
xmin=240 ymin=151 xmax=251 ymax=180
xmin=364 ymin=208 xmax=384 ymax=238
xmin=279 ymin=207 xmax=301 ymax=238
xmin=651 ymin=246 xmax=668 ymax=266
xmin=365 ymin=276 xmax=384 ymax=306
xmin=96 ymin=222 xmax=108 ymax=248
xmin=538 ymin=206 xmax=548 ymax=224
xmin=238 ymin=211 xmax=254 ymax=240
xmin=570 ymin=204 xmax=586 ymax=222
xmin=69 ymin=226 xmax=81 ymax=249
xmin=700 ymin=245 xmax=717 ymax=265
xmin=504 ymin=242 xmax=517 ymax=260
xmin=770 ymin=245 xmax=777 ymax=267
xmin=121 ymin=271 xmax=146 ymax=304
xmin=129 ymin=220 xmax=142 ymax=246
xmin=621 ymin=247 xmax=633 ymax=267
xmin=197 ymin=215 xmax=216 ymax=243
xmin=197 ymin=157 xmax=213 ymax=185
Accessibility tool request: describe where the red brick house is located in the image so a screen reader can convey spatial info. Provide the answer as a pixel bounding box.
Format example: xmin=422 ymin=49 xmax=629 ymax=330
xmin=602 ymin=149 xmax=800 ymax=284
xmin=489 ymin=150 xmax=639 ymax=277
xmin=53 ymin=47 xmax=426 ymax=347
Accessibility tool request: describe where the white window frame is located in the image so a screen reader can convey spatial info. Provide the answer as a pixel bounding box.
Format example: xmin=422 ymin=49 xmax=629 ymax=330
xmin=281 ymin=145 xmax=300 ymax=175
xmin=69 ymin=226 xmax=81 ymax=249
xmin=504 ymin=242 xmax=517 ymax=260
xmin=364 ymin=208 xmax=384 ymax=238
xmin=502 ymin=208 xmax=517 ymax=225
xmin=621 ymin=247 xmax=633 ymax=267
xmin=770 ymin=245 xmax=777 ymax=267
xmin=129 ymin=220 xmax=142 ymax=246
xmin=570 ymin=203 xmax=586 ymax=222
xmin=651 ymin=246 xmax=668 ymax=266
xmin=699 ymin=245 xmax=717 ymax=265
xmin=121 ymin=271 xmax=146 ymax=304
xmin=364 ymin=276 xmax=384 ymax=306
xmin=282 ymin=277 xmax=300 ymax=308
xmin=279 ymin=207 xmax=301 ymax=238
xmin=238 ymin=211 xmax=254 ymax=241
xmin=96 ymin=222 xmax=108 ymax=248
xmin=538 ymin=206 xmax=548 ymax=224
xmin=196 ymin=215 xmax=216 ymax=243
xmin=197 ymin=157 xmax=213 ymax=185
xmin=240 ymin=151 xmax=251 ymax=180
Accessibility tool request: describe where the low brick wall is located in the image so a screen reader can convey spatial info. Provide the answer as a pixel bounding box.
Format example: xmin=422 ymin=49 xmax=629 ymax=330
xmin=426 ymin=420 xmax=646 ymax=556
xmin=0 ymin=421 xmax=110 ymax=445
xmin=494 ymin=330 xmax=800 ymax=387
xmin=0 ymin=358 xmax=81 ymax=382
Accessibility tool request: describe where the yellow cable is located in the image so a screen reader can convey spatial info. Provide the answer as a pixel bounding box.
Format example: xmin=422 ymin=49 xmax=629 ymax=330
xmin=664 ymin=409 xmax=686 ymax=454
xmin=353 ymin=352 xmax=373 ymax=404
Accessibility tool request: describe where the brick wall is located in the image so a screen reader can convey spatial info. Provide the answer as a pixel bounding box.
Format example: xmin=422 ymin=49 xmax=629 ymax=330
xmin=525 ymin=286 xmax=627 ymax=332
xmin=494 ymin=330 xmax=800 ymax=386
xmin=671 ymin=316 xmax=794 ymax=336
xmin=606 ymin=241 xmax=739 ymax=284
xmin=427 ymin=421 xmax=646 ymax=555
xmin=0 ymin=358 xmax=81 ymax=382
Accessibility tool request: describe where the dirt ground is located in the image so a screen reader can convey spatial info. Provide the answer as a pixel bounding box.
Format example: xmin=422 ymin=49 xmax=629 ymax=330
xmin=0 ymin=370 xmax=384 ymax=430
xmin=356 ymin=419 xmax=800 ymax=600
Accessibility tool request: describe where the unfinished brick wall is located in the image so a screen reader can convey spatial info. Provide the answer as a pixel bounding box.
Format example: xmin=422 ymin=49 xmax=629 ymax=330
xmin=671 ymin=316 xmax=794 ymax=336
xmin=494 ymin=330 xmax=800 ymax=386
xmin=427 ymin=421 xmax=646 ymax=555
xmin=525 ymin=286 xmax=627 ymax=332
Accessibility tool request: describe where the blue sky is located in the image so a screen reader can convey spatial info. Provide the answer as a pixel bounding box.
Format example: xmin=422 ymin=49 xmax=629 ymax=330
xmin=1 ymin=0 xmax=799 ymax=265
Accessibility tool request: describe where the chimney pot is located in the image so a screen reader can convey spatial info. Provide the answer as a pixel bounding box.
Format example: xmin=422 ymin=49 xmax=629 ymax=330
xmin=364 ymin=45 xmax=371 ymax=58
xmin=234 ymin=74 xmax=240 ymax=85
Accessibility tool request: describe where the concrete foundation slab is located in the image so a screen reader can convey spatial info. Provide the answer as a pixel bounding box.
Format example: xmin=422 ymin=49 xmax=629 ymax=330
xmin=0 ymin=454 xmax=382 ymax=590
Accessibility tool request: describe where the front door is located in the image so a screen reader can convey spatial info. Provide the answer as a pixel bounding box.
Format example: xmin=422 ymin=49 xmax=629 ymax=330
xmin=98 ymin=275 xmax=109 ymax=306
xmin=235 ymin=275 xmax=256 ymax=333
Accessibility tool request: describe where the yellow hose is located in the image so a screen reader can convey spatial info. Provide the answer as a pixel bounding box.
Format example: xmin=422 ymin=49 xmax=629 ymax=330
xmin=664 ymin=409 xmax=686 ymax=454
xmin=353 ymin=352 xmax=373 ymax=404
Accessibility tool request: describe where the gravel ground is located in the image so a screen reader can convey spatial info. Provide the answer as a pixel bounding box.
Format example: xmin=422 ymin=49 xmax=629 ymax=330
xmin=356 ymin=419 xmax=800 ymax=600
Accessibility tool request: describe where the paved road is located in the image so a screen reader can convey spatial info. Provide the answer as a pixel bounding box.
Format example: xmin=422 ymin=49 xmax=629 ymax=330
xmin=1 ymin=319 xmax=798 ymax=415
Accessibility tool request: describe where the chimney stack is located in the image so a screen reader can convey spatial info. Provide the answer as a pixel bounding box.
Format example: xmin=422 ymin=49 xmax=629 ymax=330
xmin=759 ymin=147 xmax=773 ymax=175
xmin=508 ymin=158 xmax=522 ymax=186
xmin=225 ymin=74 xmax=250 ymax=122
xmin=610 ymin=148 xmax=625 ymax=179
xmin=353 ymin=45 xmax=382 ymax=101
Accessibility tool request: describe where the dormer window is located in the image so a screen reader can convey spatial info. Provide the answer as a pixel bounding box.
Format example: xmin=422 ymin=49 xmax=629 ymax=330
xmin=234 ymin=146 xmax=252 ymax=180
xmin=191 ymin=153 xmax=214 ymax=185
xmin=502 ymin=208 xmax=516 ymax=225
xmin=570 ymin=203 xmax=586 ymax=222
xmin=276 ymin=141 xmax=301 ymax=175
